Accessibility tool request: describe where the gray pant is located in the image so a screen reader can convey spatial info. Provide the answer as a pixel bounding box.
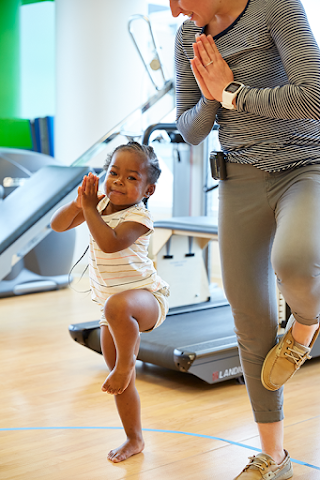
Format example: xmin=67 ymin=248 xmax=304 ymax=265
xmin=218 ymin=162 xmax=320 ymax=423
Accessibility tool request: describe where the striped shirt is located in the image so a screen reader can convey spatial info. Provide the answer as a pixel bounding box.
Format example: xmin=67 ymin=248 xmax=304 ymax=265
xmin=175 ymin=0 xmax=320 ymax=172
xmin=88 ymin=196 xmax=169 ymax=307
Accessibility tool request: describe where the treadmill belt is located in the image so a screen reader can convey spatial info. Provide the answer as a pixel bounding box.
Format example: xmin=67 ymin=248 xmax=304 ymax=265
xmin=142 ymin=304 xmax=233 ymax=347
xmin=138 ymin=303 xmax=236 ymax=370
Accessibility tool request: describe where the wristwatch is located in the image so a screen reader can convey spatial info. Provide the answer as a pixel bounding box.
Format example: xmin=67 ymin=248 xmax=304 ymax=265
xmin=221 ymin=81 xmax=244 ymax=110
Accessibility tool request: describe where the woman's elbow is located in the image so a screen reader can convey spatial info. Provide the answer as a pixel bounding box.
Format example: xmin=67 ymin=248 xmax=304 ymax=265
xmin=176 ymin=123 xmax=203 ymax=146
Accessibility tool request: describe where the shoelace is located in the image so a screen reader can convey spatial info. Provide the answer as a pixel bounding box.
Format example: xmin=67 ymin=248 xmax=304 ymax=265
xmin=245 ymin=455 xmax=270 ymax=472
xmin=284 ymin=345 xmax=311 ymax=365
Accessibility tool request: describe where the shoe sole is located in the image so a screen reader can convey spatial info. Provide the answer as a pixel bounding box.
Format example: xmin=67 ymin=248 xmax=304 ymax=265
xmin=261 ymin=319 xmax=296 ymax=392
xmin=277 ymin=470 xmax=293 ymax=480
xmin=234 ymin=460 xmax=294 ymax=479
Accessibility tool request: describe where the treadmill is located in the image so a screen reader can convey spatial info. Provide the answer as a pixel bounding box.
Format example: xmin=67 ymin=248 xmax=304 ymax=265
xmin=69 ymin=301 xmax=241 ymax=385
xmin=68 ymin=123 xmax=320 ymax=384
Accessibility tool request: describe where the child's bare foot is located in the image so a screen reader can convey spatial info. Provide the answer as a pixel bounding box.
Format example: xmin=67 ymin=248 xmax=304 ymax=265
xmin=107 ymin=437 xmax=145 ymax=463
xmin=101 ymin=357 xmax=136 ymax=395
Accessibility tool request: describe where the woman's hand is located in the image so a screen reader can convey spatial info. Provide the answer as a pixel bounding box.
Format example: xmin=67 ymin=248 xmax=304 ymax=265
xmin=191 ymin=34 xmax=234 ymax=102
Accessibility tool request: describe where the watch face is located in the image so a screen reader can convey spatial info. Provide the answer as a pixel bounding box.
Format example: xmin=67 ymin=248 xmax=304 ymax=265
xmin=225 ymin=82 xmax=240 ymax=93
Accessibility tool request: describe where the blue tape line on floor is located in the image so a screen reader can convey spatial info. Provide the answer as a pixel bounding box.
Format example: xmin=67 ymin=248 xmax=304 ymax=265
xmin=1 ymin=426 xmax=319 ymax=471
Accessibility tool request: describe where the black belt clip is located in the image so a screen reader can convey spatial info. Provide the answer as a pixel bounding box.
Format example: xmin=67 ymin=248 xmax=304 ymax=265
xmin=210 ymin=151 xmax=227 ymax=180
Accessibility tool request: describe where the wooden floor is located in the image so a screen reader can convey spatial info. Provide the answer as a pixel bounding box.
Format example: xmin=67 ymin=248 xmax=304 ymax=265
xmin=0 ymin=280 xmax=319 ymax=480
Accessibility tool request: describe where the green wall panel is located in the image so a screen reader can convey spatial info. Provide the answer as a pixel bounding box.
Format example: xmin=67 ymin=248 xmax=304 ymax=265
xmin=0 ymin=0 xmax=21 ymax=118
xmin=22 ymin=0 xmax=54 ymax=4
xmin=0 ymin=118 xmax=33 ymax=149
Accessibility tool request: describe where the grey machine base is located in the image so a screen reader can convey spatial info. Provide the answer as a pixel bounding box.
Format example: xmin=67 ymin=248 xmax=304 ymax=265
xmin=69 ymin=298 xmax=320 ymax=385
xmin=69 ymin=299 xmax=245 ymax=385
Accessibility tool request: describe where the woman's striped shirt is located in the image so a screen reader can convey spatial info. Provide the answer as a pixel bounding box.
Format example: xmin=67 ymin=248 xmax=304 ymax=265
xmin=88 ymin=196 xmax=169 ymax=307
xmin=175 ymin=0 xmax=320 ymax=172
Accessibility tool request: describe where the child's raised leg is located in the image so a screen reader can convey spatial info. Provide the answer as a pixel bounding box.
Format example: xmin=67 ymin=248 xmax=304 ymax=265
xmin=102 ymin=289 xmax=160 ymax=395
xmin=100 ymin=325 xmax=144 ymax=463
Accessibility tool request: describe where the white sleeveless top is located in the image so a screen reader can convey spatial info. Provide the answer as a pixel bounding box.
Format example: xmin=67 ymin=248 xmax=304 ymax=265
xmin=88 ymin=196 xmax=169 ymax=306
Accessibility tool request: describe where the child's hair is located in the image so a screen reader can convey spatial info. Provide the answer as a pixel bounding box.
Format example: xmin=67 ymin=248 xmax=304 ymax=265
xmin=103 ymin=141 xmax=161 ymax=184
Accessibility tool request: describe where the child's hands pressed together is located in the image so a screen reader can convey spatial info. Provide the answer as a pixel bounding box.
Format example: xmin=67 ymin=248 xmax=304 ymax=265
xmin=50 ymin=173 xmax=99 ymax=232
xmin=75 ymin=174 xmax=87 ymax=209
xmin=80 ymin=172 xmax=104 ymax=211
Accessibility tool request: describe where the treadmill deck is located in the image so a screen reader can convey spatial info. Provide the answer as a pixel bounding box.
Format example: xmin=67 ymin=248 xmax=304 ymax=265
xmin=69 ymin=298 xmax=244 ymax=385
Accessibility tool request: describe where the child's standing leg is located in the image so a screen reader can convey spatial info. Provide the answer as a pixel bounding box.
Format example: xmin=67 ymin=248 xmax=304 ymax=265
xmin=100 ymin=289 xmax=160 ymax=462
xmin=100 ymin=326 xmax=144 ymax=462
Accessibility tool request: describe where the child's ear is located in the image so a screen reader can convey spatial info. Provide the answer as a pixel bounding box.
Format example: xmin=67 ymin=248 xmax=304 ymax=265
xmin=144 ymin=184 xmax=156 ymax=198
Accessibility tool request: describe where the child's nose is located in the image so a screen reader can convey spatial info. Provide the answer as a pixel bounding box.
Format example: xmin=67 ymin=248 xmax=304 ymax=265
xmin=114 ymin=176 xmax=124 ymax=184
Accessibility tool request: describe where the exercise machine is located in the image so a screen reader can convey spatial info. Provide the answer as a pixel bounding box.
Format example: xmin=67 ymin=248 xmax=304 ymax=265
xmin=0 ymin=148 xmax=89 ymax=296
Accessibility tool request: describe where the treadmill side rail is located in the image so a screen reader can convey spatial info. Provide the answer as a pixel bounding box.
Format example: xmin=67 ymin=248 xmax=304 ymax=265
xmin=189 ymin=352 xmax=243 ymax=384
xmin=69 ymin=321 xmax=101 ymax=354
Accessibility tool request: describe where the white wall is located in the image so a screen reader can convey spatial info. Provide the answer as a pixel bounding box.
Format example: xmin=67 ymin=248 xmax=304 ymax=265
xmin=55 ymin=0 xmax=166 ymax=268
xmin=20 ymin=2 xmax=55 ymax=119
xmin=302 ymin=0 xmax=320 ymax=45
xmin=55 ymin=0 xmax=150 ymax=166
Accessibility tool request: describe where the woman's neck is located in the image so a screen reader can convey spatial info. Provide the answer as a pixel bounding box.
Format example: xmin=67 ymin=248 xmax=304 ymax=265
xmin=206 ymin=0 xmax=249 ymax=37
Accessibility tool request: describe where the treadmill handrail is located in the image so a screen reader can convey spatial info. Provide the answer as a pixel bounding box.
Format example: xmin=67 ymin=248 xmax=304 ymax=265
xmin=142 ymin=122 xmax=220 ymax=146
xmin=142 ymin=122 xmax=178 ymax=145
xmin=71 ymin=80 xmax=174 ymax=168
xmin=128 ymin=14 xmax=167 ymax=91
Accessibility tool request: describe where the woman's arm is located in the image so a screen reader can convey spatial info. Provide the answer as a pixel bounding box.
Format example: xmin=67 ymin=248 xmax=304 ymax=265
xmin=237 ymin=0 xmax=320 ymax=120
xmin=175 ymin=22 xmax=221 ymax=145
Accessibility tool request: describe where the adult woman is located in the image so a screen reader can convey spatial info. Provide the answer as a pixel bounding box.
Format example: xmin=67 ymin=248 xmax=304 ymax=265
xmin=169 ymin=0 xmax=320 ymax=478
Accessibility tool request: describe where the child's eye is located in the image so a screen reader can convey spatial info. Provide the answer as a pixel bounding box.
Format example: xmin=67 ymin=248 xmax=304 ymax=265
xmin=109 ymin=170 xmax=117 ymax=176
xmin=128 ymin=176 xmax=137 ymax=181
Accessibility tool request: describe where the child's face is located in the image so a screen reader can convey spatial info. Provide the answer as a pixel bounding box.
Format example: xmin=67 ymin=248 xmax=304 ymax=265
xmin=104 ymin=150 xmax=154 ymax=210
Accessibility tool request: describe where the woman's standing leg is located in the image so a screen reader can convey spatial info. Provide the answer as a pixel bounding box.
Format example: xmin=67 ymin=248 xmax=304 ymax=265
xmin=218 ymin=163 xmax=285 ymax=463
